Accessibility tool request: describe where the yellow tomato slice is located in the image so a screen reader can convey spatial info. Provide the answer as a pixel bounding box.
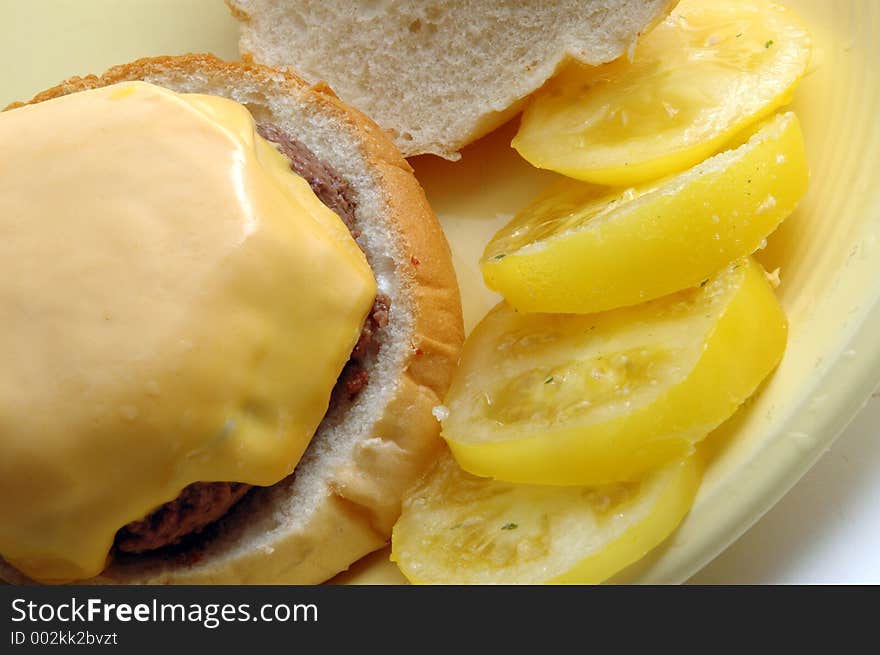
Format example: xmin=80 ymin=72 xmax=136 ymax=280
xmin=484 ymin=112 xmax=807 ymax=314
xmin=512 ymin=0 xmax=812 ymax=186
xmin=391 ymin=449 xmax=702 ymax=584
xmin=443 ymin=258 xmax=786 ymax=485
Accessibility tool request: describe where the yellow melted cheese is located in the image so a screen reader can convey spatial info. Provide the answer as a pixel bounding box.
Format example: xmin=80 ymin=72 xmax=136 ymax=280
xmin=0 ymin=81 xmax=376 ymax=582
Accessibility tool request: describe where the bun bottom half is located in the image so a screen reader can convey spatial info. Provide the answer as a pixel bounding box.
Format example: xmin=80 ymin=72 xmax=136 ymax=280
xmin=0 ymin=55 xmax=463 ymax=585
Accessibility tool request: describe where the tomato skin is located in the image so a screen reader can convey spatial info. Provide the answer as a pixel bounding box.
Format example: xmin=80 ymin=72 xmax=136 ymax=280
xmin=443 ymin=258 xmax=787 ymax=486
xmin=391 ymin=450 xmax=703 ymax=585
xmin=483 ymin=112 xmax=808 ymax=315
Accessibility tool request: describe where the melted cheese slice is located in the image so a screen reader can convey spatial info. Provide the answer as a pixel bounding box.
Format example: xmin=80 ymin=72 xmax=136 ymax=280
xmin=0 ymin=81 xmax=376 ymax=582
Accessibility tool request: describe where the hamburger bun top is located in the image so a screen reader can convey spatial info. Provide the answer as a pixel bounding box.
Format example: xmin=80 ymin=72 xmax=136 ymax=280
xmin=227 ymin=0 xmax=677 ymax=158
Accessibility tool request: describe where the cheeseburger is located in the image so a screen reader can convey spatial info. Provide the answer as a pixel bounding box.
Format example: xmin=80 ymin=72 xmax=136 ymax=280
xmin=0 ymin=55 xmax=463 ymax=584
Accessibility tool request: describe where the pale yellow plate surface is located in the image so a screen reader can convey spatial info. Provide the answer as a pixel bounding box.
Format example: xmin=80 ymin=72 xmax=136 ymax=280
xmin=3 ymin=0 xmax=879 ymax=585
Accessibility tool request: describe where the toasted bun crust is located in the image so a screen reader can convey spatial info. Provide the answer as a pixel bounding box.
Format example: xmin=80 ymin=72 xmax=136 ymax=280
xmin=226 ymin=0 xmax=677 ymax=159
xmin=0 ymin=55 xmax=464 ymax=585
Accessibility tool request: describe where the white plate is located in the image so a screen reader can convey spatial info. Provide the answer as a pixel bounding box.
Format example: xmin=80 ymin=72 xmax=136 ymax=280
xmin=3 ymin=0 xmax=879 ymax=584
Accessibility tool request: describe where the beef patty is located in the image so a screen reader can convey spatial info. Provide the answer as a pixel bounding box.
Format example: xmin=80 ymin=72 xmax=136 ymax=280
xmin=114 ymin=124 xmax=389 ymax=555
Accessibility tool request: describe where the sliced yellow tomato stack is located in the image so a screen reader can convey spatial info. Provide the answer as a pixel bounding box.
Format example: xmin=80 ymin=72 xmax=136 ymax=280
xmin=484 ymin=112 xmax=808 ymax=314
xmin=393 ymin=258 xmax=787 ymax=585
xmin=512 ymin=0 xmax=812 ymax=185
xmin=392 ymin=0 xmax=809 ymax=585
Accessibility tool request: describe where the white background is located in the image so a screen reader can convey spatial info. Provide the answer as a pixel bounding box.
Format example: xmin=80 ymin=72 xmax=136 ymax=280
xmin=689 ymin=392 xmax=880 ymax=584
